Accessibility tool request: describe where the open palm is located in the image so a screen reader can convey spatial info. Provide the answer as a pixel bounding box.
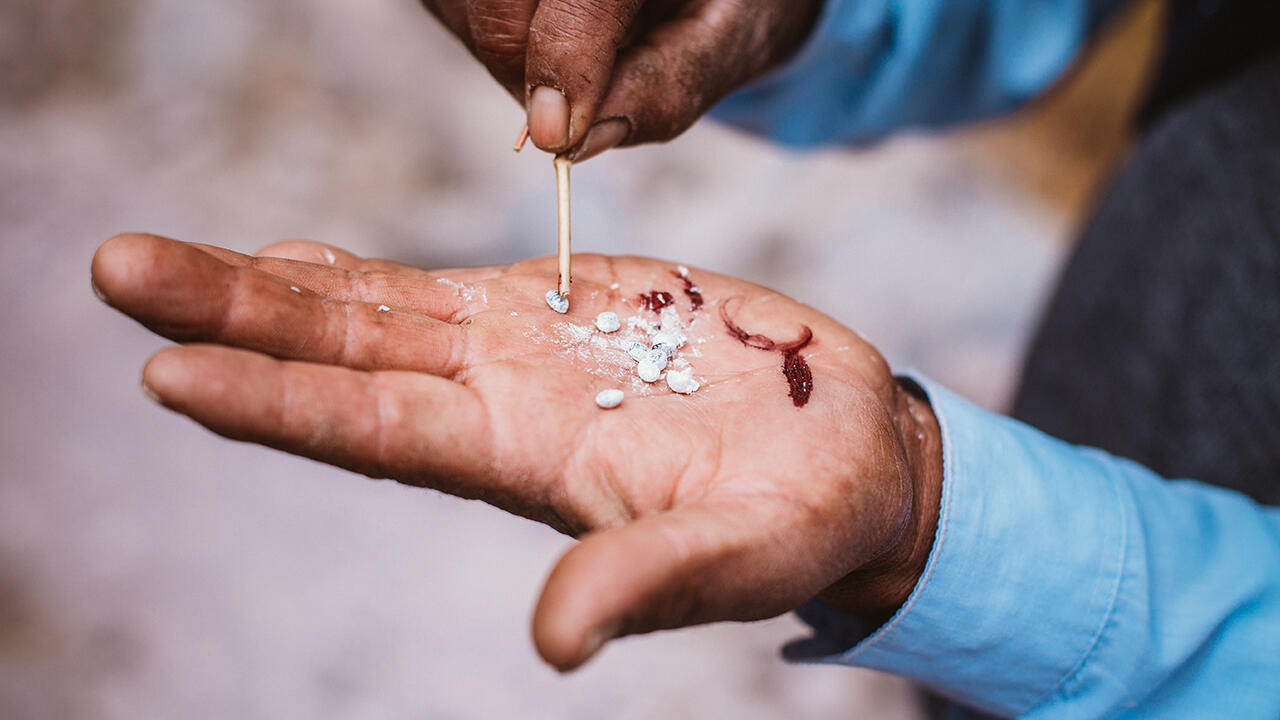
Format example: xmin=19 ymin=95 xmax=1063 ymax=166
xmin=92 ymin=233 xmax=940 ymax=669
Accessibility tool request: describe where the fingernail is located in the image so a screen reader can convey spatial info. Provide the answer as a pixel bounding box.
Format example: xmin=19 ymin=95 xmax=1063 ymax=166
xmin=140 ymin=381 xmax=162 ymax=405
xmin=581 ymin=627 xmax=611 ymax=660
xmin=571 ymin=118 xmax=629 ymax=163
xmin=583 ymin=618 xmax=622 ymax=660
xmin=529 ymin=86 xmax=570 ymax=149
xmin=91 ymin=279 xmax=108 ymax=304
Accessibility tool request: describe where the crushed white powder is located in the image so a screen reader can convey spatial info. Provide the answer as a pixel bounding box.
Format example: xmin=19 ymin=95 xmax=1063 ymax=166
xmin=438 ymin=277 xmax=488 ymax=305
xmin=552 ymin=321 xmax=588 ymax=342
xmin=658 ymin=308 xmax=687 ymax=343
xmin=530 ymin=321 xmax=637 ymax=385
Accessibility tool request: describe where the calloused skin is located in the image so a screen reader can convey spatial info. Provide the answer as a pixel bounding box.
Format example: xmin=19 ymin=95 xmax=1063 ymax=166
xmin=420 ymin=0 xmax=822 ymax=158
xmin=91 ymin=233 xmax=942 ymax=671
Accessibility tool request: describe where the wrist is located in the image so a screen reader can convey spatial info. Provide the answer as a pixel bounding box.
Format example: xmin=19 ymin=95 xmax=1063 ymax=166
xmin=817 ymin=377 xmax=944 ymax=624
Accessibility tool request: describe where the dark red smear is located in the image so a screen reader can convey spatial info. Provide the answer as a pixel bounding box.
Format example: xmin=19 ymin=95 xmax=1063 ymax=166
xmin=638 ymin=290 xmax=675 ymax=312
xmin=720 ymin=304 xmax=815 ymax=407
xmin=782 ymin=350 xmax=814 ymax=406
xmin=672 ymin=271 xmax=705 ymax=311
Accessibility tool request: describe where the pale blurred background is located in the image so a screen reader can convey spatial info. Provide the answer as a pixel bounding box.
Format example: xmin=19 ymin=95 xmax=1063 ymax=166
xmin=0 ymin=1 xmax=1162 ymax=717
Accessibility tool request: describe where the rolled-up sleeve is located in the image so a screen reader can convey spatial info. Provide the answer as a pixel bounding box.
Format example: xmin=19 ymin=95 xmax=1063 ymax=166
xmin=711 ymin=0 xmax=1129 ymax=147
xmin=784 ymin=375 xmax=1280 ymax=718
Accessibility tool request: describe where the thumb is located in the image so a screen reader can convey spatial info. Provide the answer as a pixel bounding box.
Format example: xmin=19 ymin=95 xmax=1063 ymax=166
xmin=531 ymin=501 xmax=815 ymax=671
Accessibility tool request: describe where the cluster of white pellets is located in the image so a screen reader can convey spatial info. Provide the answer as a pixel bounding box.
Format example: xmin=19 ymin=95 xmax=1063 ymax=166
xmin=636 ymin=347 xmax=668 ymax=383
xmin=591 ymin=307 xmax=701 ymax=409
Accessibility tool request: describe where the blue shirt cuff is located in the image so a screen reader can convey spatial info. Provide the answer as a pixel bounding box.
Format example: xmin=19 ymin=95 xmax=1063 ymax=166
xmin=784 ymin=373 xmax=1128 ymax=717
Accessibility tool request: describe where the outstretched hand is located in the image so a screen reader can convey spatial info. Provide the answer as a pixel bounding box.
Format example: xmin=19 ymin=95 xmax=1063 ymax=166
xmin=91 ymin=234 xmax=941 ymax=670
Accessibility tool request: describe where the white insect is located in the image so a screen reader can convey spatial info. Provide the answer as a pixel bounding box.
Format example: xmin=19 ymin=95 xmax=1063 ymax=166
xmin=377 ymin=304 xmax=391 ymax=313
xmin=595 ymin=389 xmax=625 ymax=409
xmin=595 ymin=312 xmax=621 ymax=333
xmin=545 ymin=290 xmax=569 ymax=314
xmin=666 ymin=368 xmax=700 ymax=395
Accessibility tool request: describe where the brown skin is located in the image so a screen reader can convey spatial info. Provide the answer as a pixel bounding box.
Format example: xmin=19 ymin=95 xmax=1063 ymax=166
xmin=420 ymin=0 xmax=823 ymax=157
xmin=90 ymin=234 xmax=942 ymax=671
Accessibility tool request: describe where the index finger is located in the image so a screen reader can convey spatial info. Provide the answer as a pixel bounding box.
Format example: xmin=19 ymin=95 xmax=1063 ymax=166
xmin=91 ymin=234 xmax=472 ymax=375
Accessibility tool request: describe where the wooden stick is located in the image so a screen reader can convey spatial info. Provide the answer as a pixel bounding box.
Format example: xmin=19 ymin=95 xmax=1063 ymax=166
xmin=513 ymin=123 xmax=530 ymax=152
xmin=554 ymin=153 xmax=572 ymax=299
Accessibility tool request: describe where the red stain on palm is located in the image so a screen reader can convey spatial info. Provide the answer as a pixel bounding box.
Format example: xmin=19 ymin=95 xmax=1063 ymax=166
xmin=782 ymin=351 xmax=814 ymax=406
xmin=672 ymin=271 xmax=704 ymax=311
xmin=638 ymin=290 xmax=675 ymax=312
xmin=720 ymin=302 xmax=815 ymax=407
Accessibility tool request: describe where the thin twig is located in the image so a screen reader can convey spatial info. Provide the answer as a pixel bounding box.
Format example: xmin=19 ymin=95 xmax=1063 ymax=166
xmin=554 ymin=154 xmax=572 ymax=299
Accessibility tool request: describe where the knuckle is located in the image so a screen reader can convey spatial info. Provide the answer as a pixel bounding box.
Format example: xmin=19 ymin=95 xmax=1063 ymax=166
xmin=545 ymin=0 xmax=628 ymax=30
xmin=472 ymin=33 xmax=525 ymax=62
xmin=469 ymin=16 xmax=528 ymax=75
xmin=532 ymin=0 xmax=640 ymax=50
xmin=623 ymin=59 xmax=702 ymax=143
xmin=525 ymin=1 xmax=643 ymax=93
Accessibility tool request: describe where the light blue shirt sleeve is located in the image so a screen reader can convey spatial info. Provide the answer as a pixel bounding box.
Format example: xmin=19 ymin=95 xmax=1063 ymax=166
xmin=710 ymin=0 xmax=1129 ymax=146
xmin=784 ymin=375 xmax=1280 ymax=718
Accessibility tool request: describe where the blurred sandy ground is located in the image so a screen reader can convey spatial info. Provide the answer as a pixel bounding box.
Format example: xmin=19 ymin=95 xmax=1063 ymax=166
xmin=0 ymin=1 xmax=1160 ymax=717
